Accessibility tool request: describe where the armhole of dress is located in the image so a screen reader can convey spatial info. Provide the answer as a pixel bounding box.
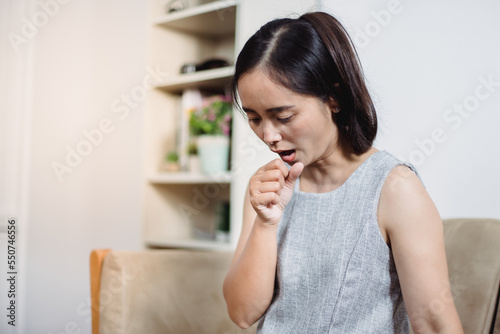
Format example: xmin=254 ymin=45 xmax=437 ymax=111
xmin=375 ymin=161 xmax=425 ymax=202
xmin=397 ymin=162 xmax=425 ymax=188
xmin=373 ymin=161 xmax=425 ymax=249
xmin=374 ymin=161 xmax=425 ymax=214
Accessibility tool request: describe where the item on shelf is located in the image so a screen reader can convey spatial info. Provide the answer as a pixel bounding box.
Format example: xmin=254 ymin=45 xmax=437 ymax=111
xmin=188 ymin=155 xmax=201 ymax=173
xmin=190 ymin=200 xmax=230 ymax=242
xmin=189 ymin=95 xmax=232 ymax=174
xmin=179 ymin=89 xmax=203 ymax=171
xmin=190 ymin=199 xmax=217 ymax=240
xmin=190 ymin=216 xmax=216 ymax=240
xmin=165 ymin=151 xmax=180 ymax=172
xmin=179 ymin=58 xmax=230 ymax=74
xmin=197 ymin=135 xmax=230 ymax=174
xmin=215 ymin=201 xmax=230 ymax=242
xmin=165 ymin=0 xmax=188 ymax=14
xmin=180 ymin=63 xmax=197 ymax=74
xmin=189 ymin=95 xmax=232 ymax=136
xmin=187 ymin=140 xmax=201 ymax=173
xmin=197 ymin=58 xmax=229 ymax=71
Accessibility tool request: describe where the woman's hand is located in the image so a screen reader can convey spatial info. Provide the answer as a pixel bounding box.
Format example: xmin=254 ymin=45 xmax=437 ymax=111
xmin=223 ymin=159 xmax=303 ymax=328
xmin=249 ymin=159 xmax=304 ymax=225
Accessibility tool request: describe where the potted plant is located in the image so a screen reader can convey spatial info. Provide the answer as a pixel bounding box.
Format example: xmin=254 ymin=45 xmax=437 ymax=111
xmin=165 ymin=150 xmax=180 ymax=172
xmin=187 ymin=140 xmax=200 ymax=173
xmin=189 ymin=95 xmax=232 ymax=174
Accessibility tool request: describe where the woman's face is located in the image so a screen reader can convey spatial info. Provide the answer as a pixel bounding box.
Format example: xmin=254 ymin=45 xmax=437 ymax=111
xmin=238 ymin=69 xmax=340 ymax=167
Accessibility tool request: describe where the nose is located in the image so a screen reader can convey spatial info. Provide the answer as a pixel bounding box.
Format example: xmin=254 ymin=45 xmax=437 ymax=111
xmin=262 ymin=121 xmax=282 ymax=146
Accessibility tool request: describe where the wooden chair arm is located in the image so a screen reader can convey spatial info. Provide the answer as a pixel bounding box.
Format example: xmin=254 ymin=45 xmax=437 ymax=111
xmin=90 ymin=249 xmax=112 ymax=334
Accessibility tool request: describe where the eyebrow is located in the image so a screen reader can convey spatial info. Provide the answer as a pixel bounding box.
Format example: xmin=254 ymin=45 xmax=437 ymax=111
xmin=242 ymin=105 xmax=295 ymax=113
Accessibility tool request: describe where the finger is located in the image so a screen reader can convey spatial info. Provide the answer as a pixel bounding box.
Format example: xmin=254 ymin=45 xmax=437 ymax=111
xmin=256 ymin=159 xmax=280 ymax=173
xmin=251 ymin=192 xmax=280 ymax=207
xmin=270 ymin=158 xmax=290 ymax=179
xmin=254 ymin=169 xmax=285 ymax=189
xmin=285 ymin=162 xmax=304 ymax=186
xmin=254 ymin=181 xmax=283 ymax=194
xmin=270 ymin=193 xmax=281 ymax=205
xmin=261 ymin=158 xmax=288 ymax=177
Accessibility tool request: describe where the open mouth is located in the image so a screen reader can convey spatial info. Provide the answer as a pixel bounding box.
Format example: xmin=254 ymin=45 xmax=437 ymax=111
xmin=278 ymin=149 xmax=296 ymax=163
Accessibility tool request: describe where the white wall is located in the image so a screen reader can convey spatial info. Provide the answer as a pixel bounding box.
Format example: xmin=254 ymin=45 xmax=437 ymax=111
xmin=319 ymin=0 xmax=500 ymax=219
xmin=1 ymin=0 xmax=147 ymax=333
xmin=1 ymin=1 xmax=37 ymax=333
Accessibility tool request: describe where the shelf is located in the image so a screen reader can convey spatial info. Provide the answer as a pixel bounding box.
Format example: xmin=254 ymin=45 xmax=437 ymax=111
xmin=155 ymin=66 xmax=234 ymax=94
xmin=149 ymin=171 xmax=232 ymax=184
xmin=154 ymin=0 xmax=238 ymax=37
xmin=145 ymin=237 xmax=233 ymax=251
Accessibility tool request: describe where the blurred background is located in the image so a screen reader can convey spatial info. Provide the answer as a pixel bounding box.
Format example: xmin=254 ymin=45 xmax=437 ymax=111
xmin=0 ymin=0 xmax=498 ymax=333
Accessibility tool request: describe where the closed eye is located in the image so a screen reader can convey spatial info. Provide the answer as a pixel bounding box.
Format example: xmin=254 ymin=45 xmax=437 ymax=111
xmin=248 ymin=118 xmax=261 ymax=124
xmin=277 ymin=115 xmax=292 ymax=123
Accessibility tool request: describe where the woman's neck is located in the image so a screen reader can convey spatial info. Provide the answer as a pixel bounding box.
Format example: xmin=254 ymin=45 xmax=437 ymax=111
xmin=299 ymin=146 xmax=379 ymax=193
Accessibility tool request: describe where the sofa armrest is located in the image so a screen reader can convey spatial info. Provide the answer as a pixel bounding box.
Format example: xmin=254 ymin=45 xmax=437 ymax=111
xmin=90 ymin=249 xmax=112 ymax=334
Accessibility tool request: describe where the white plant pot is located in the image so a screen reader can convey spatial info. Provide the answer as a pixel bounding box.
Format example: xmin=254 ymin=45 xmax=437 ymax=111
xmin=197 ymin=135 xmax=230 ymax=175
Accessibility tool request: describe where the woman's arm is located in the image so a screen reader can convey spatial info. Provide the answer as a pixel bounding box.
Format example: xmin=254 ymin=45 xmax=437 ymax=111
xmin=222 ymin=160 xmax=303 ymax=328
xmin=378 ymin=166 xmax=463 ymax=334
xmin=222 ymin=188 xmax=278 ymax=328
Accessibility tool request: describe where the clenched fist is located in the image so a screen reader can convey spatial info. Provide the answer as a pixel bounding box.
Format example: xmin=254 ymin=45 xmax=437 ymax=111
xmin=249 ymin=159 xmax=304 ymax=225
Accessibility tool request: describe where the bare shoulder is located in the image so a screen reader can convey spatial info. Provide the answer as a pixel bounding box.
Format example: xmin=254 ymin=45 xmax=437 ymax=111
xmin=378 ymin=166 xmax=463 ymax=332
xmin=383 ymin=165 xmax=423 ymax=196
xmin=377 ymin=165 xmax=440 ymax=244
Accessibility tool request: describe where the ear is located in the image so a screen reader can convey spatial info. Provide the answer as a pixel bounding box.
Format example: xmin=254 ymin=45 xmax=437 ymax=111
xmin=328 ymin=97 xmax=340 ymax=114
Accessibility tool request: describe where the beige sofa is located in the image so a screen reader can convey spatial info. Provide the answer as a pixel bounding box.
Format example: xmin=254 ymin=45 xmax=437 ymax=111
xmin=90 ymin=218 xmax=500 ymax=334
xmin=90 ymin=249 xmax=257 ymax=334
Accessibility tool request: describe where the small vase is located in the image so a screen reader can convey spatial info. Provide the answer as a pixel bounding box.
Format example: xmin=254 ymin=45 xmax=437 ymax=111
xmin=188 ymin=155 xmax=201 ymax=173
xmin=196 ymin=135 xmax=230 ymax=175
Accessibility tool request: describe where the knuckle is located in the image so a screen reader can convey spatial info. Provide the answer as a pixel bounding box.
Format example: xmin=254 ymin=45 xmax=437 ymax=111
xmin=271 ymin=170 xmax=282 ymax=180
xmin=273 ymin=193 xmax=280 ymax=204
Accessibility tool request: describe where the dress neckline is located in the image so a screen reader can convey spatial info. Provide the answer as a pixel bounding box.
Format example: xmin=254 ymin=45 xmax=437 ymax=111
xmin=296 ymin=150 xmax=386 ymax=196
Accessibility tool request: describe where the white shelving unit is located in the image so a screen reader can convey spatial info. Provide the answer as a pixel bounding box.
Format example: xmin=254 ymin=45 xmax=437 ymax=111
xmin=143 ymin=0 xmax=240 ymax=250
xmin=148 ymin=171 xmax=232 ymax=184
xmin=153 ymin=0 xmax=238 ymax=37
xmin=155 ymin=66 xmax=235 ymax=94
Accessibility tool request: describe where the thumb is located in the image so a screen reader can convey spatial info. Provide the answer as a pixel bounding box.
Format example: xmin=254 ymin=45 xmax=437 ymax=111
xmin=276 ymin=162 xmax=304 ymax=211
xmin=285 ymin=162 xmax=304 ymax=186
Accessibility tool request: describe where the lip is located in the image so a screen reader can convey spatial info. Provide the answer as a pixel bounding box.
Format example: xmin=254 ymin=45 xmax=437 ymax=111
xmin=272 ymin=149 xmax=295 ymax=154
xmin=273 ymin=149 xmax=296 ymax=163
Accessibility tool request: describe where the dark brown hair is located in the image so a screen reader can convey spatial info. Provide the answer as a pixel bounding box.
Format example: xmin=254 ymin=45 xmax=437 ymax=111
xmin=231 ymin=12 xmax=377 ymax=155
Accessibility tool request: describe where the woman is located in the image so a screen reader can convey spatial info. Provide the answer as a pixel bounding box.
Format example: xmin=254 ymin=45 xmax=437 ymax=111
xmin=223 ymin=12 xmax=463 ymax=334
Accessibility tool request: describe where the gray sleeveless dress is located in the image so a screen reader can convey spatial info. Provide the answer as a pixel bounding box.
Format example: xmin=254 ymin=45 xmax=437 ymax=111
xmin=257 ymin=150 xmax=422 ymax=333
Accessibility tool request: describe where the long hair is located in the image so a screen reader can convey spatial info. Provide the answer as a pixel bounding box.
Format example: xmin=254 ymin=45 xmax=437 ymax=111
xmin=232 ymin=12 xmax=377 ymax=155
